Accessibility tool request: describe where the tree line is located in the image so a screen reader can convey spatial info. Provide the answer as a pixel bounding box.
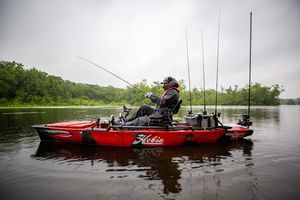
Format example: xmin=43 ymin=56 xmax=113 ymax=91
xmin=0 ymin=61 xmax=284 ymax=106
xmin=280 ymin=98 xmax=300 ymax=105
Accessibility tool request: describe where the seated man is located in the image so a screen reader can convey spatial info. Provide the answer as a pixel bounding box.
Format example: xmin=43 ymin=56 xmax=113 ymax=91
xmin=117 ymin=76 xmax=180 ymax=126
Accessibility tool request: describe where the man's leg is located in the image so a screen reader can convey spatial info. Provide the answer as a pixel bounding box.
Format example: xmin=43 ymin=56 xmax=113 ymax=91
xmin=124 ymin=116 xmax=150 ymax=126
xmin=125 ymin=105 xmax=155 ymax=122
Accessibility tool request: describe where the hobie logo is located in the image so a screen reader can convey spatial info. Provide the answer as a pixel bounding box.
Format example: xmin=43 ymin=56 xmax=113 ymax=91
xmin=133 ymin=133 xmax=164 ymax=145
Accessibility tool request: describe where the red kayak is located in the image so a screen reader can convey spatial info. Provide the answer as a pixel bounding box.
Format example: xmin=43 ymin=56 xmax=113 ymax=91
xmin=32 ymin=121 xmax=225 ymax=147
xmin=32 ymin=112 xmax=253 ymax=147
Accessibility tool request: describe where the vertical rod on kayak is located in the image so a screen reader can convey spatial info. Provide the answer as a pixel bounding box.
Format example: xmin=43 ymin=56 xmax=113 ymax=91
xmin=248 ymin=12 xmax=253 ymax=118
xmin=201 ymin=29 xmax=207 ymax=115
xmin=185 ymin=29 xmax=193 ymax=114
xmin=215 ymin=8 xmax=221 ymax=115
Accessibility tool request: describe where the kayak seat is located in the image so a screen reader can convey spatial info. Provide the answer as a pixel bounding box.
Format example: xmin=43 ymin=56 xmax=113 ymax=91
xmin=148 ymin=98 xmax=182 ymax=126
xmin=170 ymin=98 xmax=182 ymax=115
xmin=148 ymin=115 xmax=173 ymax=126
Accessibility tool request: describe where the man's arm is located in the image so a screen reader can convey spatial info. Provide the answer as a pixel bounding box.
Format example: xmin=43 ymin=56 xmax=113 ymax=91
xmin=149 ymin=89 xmax=178 ymax=108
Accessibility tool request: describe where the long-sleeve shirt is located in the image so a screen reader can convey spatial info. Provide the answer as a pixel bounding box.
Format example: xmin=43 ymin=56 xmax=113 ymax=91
xmin=149 ymin=87 xmax=179 ymax=110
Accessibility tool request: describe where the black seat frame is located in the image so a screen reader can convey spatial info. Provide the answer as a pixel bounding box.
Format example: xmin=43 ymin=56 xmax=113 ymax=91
xmin=148 ymin=98 xmax=182 ymax=126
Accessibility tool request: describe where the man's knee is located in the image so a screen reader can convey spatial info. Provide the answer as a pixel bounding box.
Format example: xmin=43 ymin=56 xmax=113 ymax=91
xmin=140 ymin=105 xmax=151 ymax=110
xmin=125 ymin=116 xmax=150 ymax=126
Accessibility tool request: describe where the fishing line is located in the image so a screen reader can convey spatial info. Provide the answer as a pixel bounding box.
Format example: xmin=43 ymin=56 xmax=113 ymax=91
xmin=78 ymin=56 xmax=146 ymax=93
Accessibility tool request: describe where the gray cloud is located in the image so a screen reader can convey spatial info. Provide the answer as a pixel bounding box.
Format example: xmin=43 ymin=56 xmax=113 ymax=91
xmin=0 ymin=0 xmax=299 ymax=98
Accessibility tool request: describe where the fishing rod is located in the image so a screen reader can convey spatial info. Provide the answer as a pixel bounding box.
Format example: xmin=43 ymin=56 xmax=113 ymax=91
xmin=185 ymin=29 xmax=193 ymax=114
xmin=248 ymin=12 xmax=253 ymax=118
xmin=237 ymin=12 xmax=253 ymax=128
xmin=78 ymin=56 xmax=146 ymax=93
xmin=201 ymin=30 xmax=207 ymax=115
xmin=215 ymin=8 xmax=221 ymax=115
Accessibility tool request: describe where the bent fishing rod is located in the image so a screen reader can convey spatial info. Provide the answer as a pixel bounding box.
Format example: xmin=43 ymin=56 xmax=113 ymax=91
xmin=78 ymin=56 xmax=146 ymax=94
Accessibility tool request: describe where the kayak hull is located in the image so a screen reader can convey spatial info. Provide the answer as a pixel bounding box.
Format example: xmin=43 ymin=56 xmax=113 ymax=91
xmin=32 ymin=121 xmax=225 ymax=147
xmin=225 ymin=125 xmax=253 ymax=141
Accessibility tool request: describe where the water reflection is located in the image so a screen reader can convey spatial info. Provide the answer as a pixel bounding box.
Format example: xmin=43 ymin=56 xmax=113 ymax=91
xmin=2 ymin=106 xmax=299 ymax=199
xmin=34 ymin=140 xmax=253 ymax=196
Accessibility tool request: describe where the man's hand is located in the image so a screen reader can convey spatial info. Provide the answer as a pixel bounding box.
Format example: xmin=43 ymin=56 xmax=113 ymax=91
xmin=144 ymin=92 xmax=153 ymax=98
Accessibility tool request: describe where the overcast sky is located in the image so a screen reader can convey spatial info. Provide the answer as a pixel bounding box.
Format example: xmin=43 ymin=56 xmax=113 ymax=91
xmin=0 ymin=0 xmax=299 ymax=98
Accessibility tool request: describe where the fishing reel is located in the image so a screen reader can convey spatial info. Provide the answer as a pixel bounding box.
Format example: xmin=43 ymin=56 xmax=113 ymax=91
xmin=238 ymin=114 xmax=252 ymax=127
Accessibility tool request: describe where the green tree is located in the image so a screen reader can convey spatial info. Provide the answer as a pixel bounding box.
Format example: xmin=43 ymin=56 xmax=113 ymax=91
xmin=0 ymin=60 xmax=284 ymax=106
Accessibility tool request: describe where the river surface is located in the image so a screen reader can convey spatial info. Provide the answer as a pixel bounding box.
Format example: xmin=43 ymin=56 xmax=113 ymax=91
xmin=0 ymin=105 xmax=299 ymax=200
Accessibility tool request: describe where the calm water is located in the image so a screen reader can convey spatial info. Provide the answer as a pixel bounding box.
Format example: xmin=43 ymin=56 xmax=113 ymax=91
xmin=0 ymin=106 xmax=299 ymax=200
